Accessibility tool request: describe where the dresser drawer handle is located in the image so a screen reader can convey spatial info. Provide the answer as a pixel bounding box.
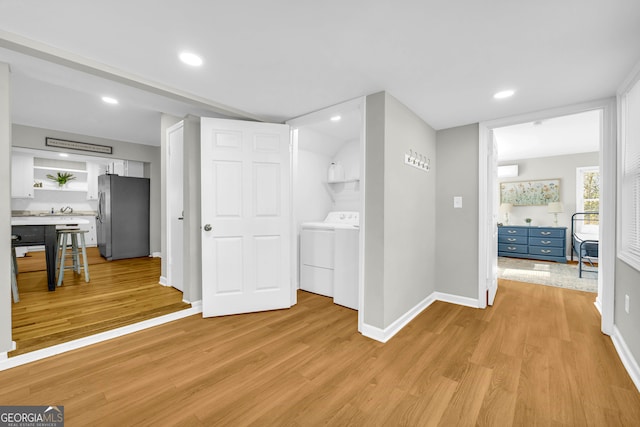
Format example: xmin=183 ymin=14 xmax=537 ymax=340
xmin=541 ymin=240 xmax=552 ymax=244
xmin=507 ymin=238 xmax=517 ymax=242
xmin=541 ymin=249 xmax=552 ymax=254
xmin=541 ymin=231 xmax=552 ymax=235
xmin=507 ymin=230 xmax=517 ymax=234
xmin=507 ymin=246 xmax=517 ymax=250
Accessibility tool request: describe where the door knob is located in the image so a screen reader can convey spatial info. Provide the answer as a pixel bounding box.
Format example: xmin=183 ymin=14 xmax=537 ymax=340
xmin=204 ymin=224 xmax=212 ymax=231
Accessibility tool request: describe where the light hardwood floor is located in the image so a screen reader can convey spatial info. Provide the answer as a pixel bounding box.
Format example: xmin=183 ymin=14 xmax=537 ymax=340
xmin=2 ymin=280 xmax=639 ymax=426
xmin=11 ymin=255 xmax=190 ymax=356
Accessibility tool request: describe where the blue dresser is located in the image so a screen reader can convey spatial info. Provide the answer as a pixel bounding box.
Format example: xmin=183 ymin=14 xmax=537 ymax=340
xmin=498 ymin=226 xmax=567 ymax=263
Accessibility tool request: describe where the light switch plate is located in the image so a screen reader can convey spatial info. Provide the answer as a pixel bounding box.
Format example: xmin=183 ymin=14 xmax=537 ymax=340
xmin=454 ymin=196 xmax=463 ymax=208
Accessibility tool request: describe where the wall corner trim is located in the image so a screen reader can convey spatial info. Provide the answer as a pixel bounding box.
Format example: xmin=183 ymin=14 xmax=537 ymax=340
xmin=612 ymin=326 xmax=640 ymax=393
xmin=594 ymin=298 xmax=603 ymax=315
xmin=159 ymin=276 xmax=169 ymax=286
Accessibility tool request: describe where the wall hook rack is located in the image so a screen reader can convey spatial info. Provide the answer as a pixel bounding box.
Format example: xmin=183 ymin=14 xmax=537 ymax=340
xmin=404 ymin=149 xmax=430 ymax=172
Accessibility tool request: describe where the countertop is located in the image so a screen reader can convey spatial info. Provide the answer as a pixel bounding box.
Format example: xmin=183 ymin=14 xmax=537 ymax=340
xmin=11 ymin=216 xmax=91 ymax=226
xmin=11 ymin=211 xmax=97 ymax=217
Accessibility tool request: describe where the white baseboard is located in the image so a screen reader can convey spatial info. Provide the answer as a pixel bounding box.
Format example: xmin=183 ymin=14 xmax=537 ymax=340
xmin=185 ymin=299 xmax=202 ymax=309
xmin=612 ymin=326 xmax=640 ymax=393
xmin=151 ymin=252 xmax=162 ymax=258
xmin=594 ymin=297 xmax=603 ymax=315
xmin=0 ymin=342 xmax=16 ymax=361
xmin=159 ymin=276 xmax=169 ymax=286
xmin=361 ymin=292 xmax=480 ymax=343
xmin=433 ymin=292 xmax=480 ymax=308
xmin=361 ymin=293 xmax=437 ymax=343
xmin=0 ymin=305 xmax=203 ymax=372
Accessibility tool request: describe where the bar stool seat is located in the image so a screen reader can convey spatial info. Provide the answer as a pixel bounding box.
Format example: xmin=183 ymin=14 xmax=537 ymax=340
xmin=57 ymin=229 xmax=90 ymax=286
xmin=11 ymin=234 xmax=19 ymax=303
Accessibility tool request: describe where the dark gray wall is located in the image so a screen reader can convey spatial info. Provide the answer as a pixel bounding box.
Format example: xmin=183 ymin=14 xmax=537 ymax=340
xmin=435 ymin=124 xmax=479 ymax=299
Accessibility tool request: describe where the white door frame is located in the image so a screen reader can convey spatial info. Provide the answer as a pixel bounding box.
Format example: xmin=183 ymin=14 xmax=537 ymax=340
xmin=478 ymin=98 xmax=616 ymax=335
xmin=165 ymin=121 xmax=184 ymax=291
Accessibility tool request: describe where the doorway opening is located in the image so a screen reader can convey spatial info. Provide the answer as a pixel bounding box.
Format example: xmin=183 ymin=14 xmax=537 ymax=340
xmin=479 ymin=99 xmax=616 ymax=334
xmin=493 ymin=110 xmax=601 ymax=292
xmin=287 ymin=98 xmax=366 ymax=330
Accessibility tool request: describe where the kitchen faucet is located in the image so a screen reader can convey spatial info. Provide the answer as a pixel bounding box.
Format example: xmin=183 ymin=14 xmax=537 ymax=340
xmin=60 ymin=206 xmax=73 ymax=214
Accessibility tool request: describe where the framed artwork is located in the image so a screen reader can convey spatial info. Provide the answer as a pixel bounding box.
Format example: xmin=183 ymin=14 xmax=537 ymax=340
xmin=500 ymin=179 xmax=560 ymax=206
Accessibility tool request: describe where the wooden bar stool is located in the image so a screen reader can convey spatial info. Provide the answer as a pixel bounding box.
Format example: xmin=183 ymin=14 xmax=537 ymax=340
xmin=11 ymin=234 xmax=19 ymax=303
xmin=57 ymin=229 xmax=90 ymax=286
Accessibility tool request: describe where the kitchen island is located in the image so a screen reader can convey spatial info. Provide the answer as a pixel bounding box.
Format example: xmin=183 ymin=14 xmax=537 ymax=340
xmin=11 ymin=216 xmax=90 ymax=291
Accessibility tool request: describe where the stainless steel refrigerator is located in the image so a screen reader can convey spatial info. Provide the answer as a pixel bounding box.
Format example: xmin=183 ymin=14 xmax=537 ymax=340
xmin=97 ymin=174 xmax=150 ymax=260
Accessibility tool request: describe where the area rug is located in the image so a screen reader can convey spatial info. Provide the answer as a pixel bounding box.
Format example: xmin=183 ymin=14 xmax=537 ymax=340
xmin=498 ymin=256 xmax=598 ymax=293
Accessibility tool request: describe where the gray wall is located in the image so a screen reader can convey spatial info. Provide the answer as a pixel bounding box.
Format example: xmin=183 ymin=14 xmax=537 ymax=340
xmin=364 ymin=92 xmax=437 ymax=329
xmin=0 ymin=63 xmax=12 ymax=354
xmin=383 ymin=95 xmax=437 ymax=325
xmin=435 ymin=124 xmax=479 ymax=299
xmin=364 ymin=92 xmax=385 ymax=328
xmin=615 ymin=260 xmax=640 ymax=368
xmin=11 ymin=124 xmax=162 ymax=254
xmin=183 ymin=116 xmax=202 ymax=302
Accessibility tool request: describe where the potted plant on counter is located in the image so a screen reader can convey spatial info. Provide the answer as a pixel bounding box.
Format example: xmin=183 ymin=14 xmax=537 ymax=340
xmin=46 ymin=172 xmax=76 ymax=188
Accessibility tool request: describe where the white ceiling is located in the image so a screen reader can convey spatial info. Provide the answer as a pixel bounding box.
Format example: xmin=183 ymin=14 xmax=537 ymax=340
xmin=0 ymin=1 xmax=639 ymax=146
xmin=494 ymin=110 xmax=601 ymax=161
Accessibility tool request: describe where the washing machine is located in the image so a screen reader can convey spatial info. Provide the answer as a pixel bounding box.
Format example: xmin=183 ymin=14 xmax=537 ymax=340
xmin=300 ymin=211 xmax=359 ymax=310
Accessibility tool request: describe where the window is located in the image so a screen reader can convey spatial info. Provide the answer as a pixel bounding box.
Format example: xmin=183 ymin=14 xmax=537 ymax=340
xmin=619 ymin=75 xmax=640 ymax=270
xmin=576 ymin=166 xmax=599 ymax=233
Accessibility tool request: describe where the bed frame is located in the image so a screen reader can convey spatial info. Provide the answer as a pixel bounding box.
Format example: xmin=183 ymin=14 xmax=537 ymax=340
xmin=570 ymin=212 xmax=599 ymax=278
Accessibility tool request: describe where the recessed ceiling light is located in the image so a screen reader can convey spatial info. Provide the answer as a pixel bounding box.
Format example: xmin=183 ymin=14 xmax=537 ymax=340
xmin=58 ymin=153 xmax=69 ymax=157
xmin=493 ymin=90 xmax=515 ymax=99
xmin=330 ymin=115 xmax=341 ymax=122
xmin=179 ymin=51 xmax=203 ymax=67
xmin=102 ymin=96 xmax=119 ymax=105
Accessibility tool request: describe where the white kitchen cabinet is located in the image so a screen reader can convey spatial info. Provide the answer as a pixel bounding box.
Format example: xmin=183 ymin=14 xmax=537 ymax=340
xmin=109 ymin=160 xmax=126 ymax=175
xmin=82 ymin=215 xmax=98 ymax=247
xmin=11 ymin=153 xmax=35 ymax=198
xmin=86 ymin=162 xmax=100 ymax=200
xmin=108 ymin=160 xmax=144 ymax=177
xmin=59 ymin=216 xmax=98 ymax=247
xmin=126 ymin=160 xmax=145 ymax=178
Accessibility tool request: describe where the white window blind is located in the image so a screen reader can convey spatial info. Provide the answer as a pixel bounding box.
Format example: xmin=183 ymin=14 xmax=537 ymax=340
xmin=620 ymin=76 xmax=640 ymax=270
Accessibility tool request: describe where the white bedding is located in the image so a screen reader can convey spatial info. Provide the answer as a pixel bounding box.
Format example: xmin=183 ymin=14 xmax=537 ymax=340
xmin=574 ymin=231 xmax=598 ymax=243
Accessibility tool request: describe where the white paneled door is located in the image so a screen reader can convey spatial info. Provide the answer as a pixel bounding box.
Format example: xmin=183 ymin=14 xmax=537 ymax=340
xmin=201 ymin=118 xmax=291 ymax=317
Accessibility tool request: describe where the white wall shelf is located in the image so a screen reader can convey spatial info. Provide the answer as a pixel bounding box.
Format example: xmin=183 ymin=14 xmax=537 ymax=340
xmin=327 ymin=178 xmax=360 ymax=184
xmin=33 ymin=165 xmax=87 ymax=174
xmin=34 ymin=186 xmax=89 ymax=193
